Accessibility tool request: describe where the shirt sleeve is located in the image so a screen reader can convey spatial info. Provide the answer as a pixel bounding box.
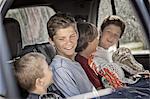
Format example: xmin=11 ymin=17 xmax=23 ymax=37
xmin=91 ymin=55 xmax=124 ymax=88
xmin=93 ymin=54 xmax=138 ymax=85
xmin=53 ymin=67 xmax=80 ymax=97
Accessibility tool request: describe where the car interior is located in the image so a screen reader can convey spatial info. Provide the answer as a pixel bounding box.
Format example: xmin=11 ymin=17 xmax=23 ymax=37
xmin=0 ymin=0 xmax=149 ymax=98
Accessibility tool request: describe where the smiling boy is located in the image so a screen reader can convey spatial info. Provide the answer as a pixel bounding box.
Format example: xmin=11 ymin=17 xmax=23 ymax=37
xmin=47 ymin=13 xmax=95 ymax=97
xmin=88 ymin=15 xmax=128 ymax=88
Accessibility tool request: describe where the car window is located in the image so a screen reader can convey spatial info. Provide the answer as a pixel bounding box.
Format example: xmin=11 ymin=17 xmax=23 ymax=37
xmin=0 ymin=0 xmax=4 ymax=6
xmin=0 ymin=0 xmax=6 ymax=12
xmin=97 ymin=0 xmax=150 ymax=54
xmin=97 ymin=0 xmax=112 ymax=30
xmin=0 ymin=0 xmax=2 ymax=6
xmin=5 ymin=6 xmax=55 ymax=48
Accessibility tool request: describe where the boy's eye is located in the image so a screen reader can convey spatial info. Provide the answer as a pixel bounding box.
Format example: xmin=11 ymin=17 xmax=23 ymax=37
xmin=59 ymin=38 xmax=64 ymax=40
xmin=70 ymin=34 xmax=77 ymax=38
xmin=114 ymin=34 xmax=120 ymax=38
xmin=57 ymin=37 xmax=65 ymax=40
xmin=106 ymin=30 xmax=110 ymax=32
xmin=71 ymin=35 xmax=76 ymax=38
xmin=115 ymin=35 xmax=119 ymax=38
xmin=105 ymin=30 xmax=111 ymax=33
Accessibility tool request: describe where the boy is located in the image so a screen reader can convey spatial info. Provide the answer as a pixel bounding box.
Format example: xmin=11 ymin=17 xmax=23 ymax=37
xmin=14 ymin=52 xmax=57 ymax=99
xmin=47 ymin=13 xmax=95 ymax=97
xmin=75 ymin=22 xmax=103 ymax=89
xmin=88 ymin=15 xmax=142 ymax=88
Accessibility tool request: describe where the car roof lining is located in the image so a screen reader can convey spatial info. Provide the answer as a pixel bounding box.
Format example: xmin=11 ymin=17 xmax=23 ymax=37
xmin=10 ymin=0 xmax=92 ymax=16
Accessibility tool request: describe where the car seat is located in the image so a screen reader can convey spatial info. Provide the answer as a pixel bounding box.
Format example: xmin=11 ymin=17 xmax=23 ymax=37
xmin=3 ymin=18 xmax=22 ymax=60
xmin=3 ymin=18 xmax=56 ymax=65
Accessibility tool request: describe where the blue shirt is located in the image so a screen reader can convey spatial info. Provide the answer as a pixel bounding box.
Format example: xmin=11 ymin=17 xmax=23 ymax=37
xmin=50 ymin=55 xmax=94 ymax=97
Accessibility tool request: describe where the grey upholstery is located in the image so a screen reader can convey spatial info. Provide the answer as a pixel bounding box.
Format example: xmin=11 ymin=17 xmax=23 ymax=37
xmin=3 ymin=18 xmax=22 ymax=59
xmin=3 ymin=18 xmax=56 ymax=65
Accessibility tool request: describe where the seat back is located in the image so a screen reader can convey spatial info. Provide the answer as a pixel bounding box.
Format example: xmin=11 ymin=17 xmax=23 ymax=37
xmin=21 ymin=42 xmax=56 ymax=65
xmin=3 ymin=18 xmax=22 ymax=59
xmin=3 ymin=18 xmax=56 ymax=64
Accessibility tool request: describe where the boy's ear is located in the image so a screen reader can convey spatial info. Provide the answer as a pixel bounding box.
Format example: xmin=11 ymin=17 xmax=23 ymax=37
xmin=35 ymin=78 xmax=44 ymax=88
xmin=49 ymin=38 xmax=55 ymax=46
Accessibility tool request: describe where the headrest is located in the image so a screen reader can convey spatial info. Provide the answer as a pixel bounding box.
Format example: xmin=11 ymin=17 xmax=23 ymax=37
xmin=3 ymin=18 xmax=22 ymax=59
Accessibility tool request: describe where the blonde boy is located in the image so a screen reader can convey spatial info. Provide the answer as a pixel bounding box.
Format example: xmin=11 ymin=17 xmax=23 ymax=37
xmin=14 ymin=52 xmax=53 ymax=99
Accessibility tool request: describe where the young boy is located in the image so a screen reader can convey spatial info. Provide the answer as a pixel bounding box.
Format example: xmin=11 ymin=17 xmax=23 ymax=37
xmin=88 ymin=15 xmax=142 ymax=89
xmin=14 ymin=52 xmax=56 ymax=99
xmin=75 ymin=22 xmax=103 ymax=89
xmin=47 ymin=13 xmax=95 ymax=97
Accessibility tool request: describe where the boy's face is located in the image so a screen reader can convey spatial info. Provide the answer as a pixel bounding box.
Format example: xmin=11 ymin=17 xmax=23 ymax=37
xmin=52 ymin=26 xmax=78 ymax=59
xmin=41 ymin=60 xmax=53 ymax=88
xmin=99 ymin=24 xmax=121 ymax=49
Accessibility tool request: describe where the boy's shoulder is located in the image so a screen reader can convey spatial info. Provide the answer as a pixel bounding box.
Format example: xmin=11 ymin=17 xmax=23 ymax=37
xmin=50 ymin=55 xmax=81 ymax=71
xmin=26 ymin=93 xmax=39 ymax=99
xmin=51 ymin=55 xmax=74 ymax=69
xmin=27 ymin=92 xmax=62 ymax=99
xmin=51 ymin=55 xmax=70 ymax=66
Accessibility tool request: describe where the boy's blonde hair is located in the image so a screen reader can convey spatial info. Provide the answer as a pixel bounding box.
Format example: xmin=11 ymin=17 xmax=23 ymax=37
xmin=14 ymin=52 xmax=46 ymax=91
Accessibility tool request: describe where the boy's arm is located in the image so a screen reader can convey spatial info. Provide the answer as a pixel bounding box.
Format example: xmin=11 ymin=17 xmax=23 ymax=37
xmin=53 ymin=68 xmax=80 ymax=97
xmin=89 ymin=55 xmax=140 ymax=87
xmin=89 ymin=56 xmax=124 ymax=88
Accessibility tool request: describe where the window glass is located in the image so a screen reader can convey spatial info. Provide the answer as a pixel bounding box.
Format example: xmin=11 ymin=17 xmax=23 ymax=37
xmin=97 ymin=0 xmax=116 ymax=51
xmin=0 ymin=0 xmax=3 ymax=6
xmin=114 ymin=0 xmax=149 ymax=54
xmin=0 ymin=0 xmax=6 ymax=11
xmin=98 ymin=0 xmax=149 ymax=54
xmin=97 ymin=0 xmax=112 ymax=31
xmin=5 ymin=6 xmax=55 ymax=48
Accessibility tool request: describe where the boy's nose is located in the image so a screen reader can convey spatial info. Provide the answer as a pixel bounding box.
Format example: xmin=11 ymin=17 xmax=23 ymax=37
xmin=108 ymin=36 xmax=115 ymax=42
xmin=66 ymin=38 xmax=74 ymax=43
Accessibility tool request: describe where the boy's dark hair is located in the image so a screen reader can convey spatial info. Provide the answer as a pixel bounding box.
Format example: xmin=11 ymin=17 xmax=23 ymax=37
xmin=14 ymin=52 xmax=46 ymax=91
xmin=47 ymin=13 xmax=77 ymax=41
xmin=76 ymin=22 xmax=98 ymax=52
xmin=101 ymin=15 xmax=125 ymax=37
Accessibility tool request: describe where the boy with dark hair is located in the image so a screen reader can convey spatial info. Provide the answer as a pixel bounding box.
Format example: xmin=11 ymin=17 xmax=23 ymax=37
xmin=47 ymin=13 xmax=95 ymax=97
xmin=88 ymin=15 xmax=145 ymax=89
xmin=14 ymin=52 xmax=56 ymax=99
xmin=100 ymin=15 xmax=125 ymax=38
xmin=99 ymin=15 xmax=125 ymax=50
xmin=75 ymin=22 xmax=103 ymax=89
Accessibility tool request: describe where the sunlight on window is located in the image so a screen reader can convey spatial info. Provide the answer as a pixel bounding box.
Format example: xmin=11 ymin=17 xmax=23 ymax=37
xmin=98 ymin=0 xmax=149 ymax=54
xmin=0 ymin=0 xmax=6 ymax=11
xmin=5 ymin=6 xmax=55 ymax=48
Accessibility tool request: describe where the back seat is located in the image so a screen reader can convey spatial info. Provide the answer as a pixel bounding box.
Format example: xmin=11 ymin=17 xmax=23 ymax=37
xmin=3 ymin=18 xmax=56 ymax=98
xmin=3 ymin=18 xmax=56 ymax=64
xmin=21 ymin=42 xmax=56 ymax=65
xmin=3 ymin=18 xmax=22 ymax=60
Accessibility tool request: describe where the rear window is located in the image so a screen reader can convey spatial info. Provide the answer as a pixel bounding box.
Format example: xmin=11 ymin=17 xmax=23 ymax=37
xmin=97 ymin=0 xmax=149 ymax=54
xmin=5 ymin=6 xmax=55 ymax=48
